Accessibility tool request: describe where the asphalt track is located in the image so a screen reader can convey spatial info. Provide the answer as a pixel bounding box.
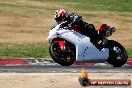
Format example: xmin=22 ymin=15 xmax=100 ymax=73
xmin=0 ymin=58 xmax=131 ymax=73
xmin=0 ymin=65 xmax=131 ymax=73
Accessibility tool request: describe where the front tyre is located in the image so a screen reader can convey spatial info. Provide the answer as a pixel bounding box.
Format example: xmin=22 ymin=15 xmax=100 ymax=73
xmin=49 ymin=42 xmax=75 ymax=66
xmin=106 ymin=40 xmax=128 ymax=67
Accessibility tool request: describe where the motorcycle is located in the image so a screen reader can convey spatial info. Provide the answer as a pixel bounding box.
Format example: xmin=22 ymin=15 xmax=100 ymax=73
xmin=47 ymin=21 xmax=128 ymax=67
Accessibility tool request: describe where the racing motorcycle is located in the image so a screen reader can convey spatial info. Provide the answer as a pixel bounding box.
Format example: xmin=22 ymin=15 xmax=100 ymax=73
xmin=47 ymin=21 xmax=128 ymax=67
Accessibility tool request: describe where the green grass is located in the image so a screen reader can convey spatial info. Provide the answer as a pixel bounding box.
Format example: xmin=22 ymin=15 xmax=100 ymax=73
xmin=127 ymin=48 xmax=132 ymax=58
xmin=0 ymin=43 xmax=49 ymax=58
xmin=31 ymin=0 xmax=132 ymax=12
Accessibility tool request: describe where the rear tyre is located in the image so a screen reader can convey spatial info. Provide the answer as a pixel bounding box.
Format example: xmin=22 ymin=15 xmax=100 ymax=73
xmin=106 ymin=40 xmax=128 ymax=67
xmin=49 ymin=42 xmax=76 ymax=66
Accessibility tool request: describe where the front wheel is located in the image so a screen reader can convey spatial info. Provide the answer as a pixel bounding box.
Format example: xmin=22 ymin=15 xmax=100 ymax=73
xmin=49 ymin=42 xmax=76 ymax=66
xmin=106 ymin=40 xmax=128 ymax=67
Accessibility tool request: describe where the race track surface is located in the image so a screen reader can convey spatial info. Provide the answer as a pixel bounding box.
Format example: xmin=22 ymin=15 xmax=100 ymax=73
xmin=0 ymin=58 xmax=132 ymax=73
xmin=0 ymin=65 xmax=131 ymax=73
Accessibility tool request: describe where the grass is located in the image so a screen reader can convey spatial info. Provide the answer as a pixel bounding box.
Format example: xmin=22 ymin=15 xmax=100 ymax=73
xmin=127 ymin=49 xmax=132 ymax=58
xmin=0 ymin=43 xmax=49 ymax=58
xmin=31 ymin=0 xmax=132 ymax=12
xmin=0 ymin=0 xmax=131 ymax=58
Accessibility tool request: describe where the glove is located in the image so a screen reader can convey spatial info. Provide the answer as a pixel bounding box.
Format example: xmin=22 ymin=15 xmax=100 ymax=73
xmin=73 ymin=15 xmax=82 ymax=24
xmin=69 ymin=13 xmax=82 ymax=24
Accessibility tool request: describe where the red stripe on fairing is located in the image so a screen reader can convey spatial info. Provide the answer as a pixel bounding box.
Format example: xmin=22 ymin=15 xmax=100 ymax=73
xmin=0 ymin=59 xmax=28 ymax=65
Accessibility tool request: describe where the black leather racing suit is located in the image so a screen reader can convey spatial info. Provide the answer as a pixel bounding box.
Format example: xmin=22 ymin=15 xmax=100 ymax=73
xmin=66 ymin=13 xmax=101 ymax=47
xmin=54 ymin=13 xmax=102 ymax=49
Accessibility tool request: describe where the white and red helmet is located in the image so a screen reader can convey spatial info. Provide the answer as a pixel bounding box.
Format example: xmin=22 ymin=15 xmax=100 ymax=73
xmin=55 ymin=9 xmax=68 ymax=22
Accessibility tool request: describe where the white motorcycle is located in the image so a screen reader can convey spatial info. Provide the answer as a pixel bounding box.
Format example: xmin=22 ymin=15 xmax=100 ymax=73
xmin=47 ymin=21 xmax=128 ymax=67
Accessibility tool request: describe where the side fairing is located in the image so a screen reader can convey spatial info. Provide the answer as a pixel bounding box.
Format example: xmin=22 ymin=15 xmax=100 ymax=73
xmin=56 ymin=29 xmax=109 ymax=61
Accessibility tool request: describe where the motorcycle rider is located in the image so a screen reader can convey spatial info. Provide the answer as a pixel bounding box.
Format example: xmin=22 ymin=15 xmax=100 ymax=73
xmin=54 ymin=9 xmax=115 ymax=50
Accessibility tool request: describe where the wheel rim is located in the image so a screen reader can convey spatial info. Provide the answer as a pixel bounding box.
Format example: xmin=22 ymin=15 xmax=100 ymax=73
xmin=112 ymin=46 xmax=125 ymax=60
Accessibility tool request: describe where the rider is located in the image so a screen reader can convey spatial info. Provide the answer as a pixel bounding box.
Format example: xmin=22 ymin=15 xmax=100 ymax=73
xmin=54 ymin=9 xmax=115 ymax=50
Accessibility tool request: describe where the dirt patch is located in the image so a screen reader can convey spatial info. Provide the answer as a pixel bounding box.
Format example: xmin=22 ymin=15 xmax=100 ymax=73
xmin=0 ymin=73 xmax=132 ymax=88
xmin=0 ymin=15 xmax=53 ymax=44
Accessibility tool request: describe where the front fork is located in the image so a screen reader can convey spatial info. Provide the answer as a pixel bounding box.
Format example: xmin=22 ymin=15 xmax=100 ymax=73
xmin=54 ymin=41 xmax=65 ymax=51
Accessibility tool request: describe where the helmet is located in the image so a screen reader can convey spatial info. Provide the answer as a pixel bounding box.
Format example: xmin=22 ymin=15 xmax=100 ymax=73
xmin=55 ymin=9 xmax=68 ymax=22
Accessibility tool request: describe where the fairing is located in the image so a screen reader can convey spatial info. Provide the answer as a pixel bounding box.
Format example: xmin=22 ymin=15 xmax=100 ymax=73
xmin=47 ymin=25 xmax=109 ymax=61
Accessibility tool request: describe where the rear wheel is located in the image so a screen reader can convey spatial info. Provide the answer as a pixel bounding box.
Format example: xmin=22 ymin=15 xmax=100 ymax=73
xmin=49 ymin=42 xmax=75 ymax=66
xmin=106 ymin=40 xmax=128 ymax=67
